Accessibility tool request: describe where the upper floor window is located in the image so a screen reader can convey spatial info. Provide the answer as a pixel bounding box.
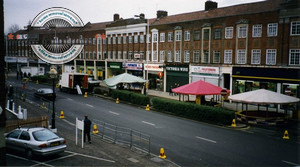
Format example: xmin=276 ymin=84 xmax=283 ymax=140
xmin=134 ymin=35 xmax=138 ymax=43
xmin=140 ymin=35 xmax=144 ymax=43
xmin=237 ymin=50 xmax=246 ymax=64
xmin=289 ymin=49 xmax=300 ymax=65
xmin=203 ymin=29 xmax=210 ymax=40
xmin=252 ymin=25 xmax=262 ymax=37
xmin=175 ymin=50 xmax=181 ymax=62
xmin=184 ymin=50 xmax=190 ymax=63
xmin=175 ymin=31 xmax=181 ymax=41
xmin=118 ymin=36 xmax=122 ymax=44
xmin=225 ymin=27 xmax=233 ymax=39
xmin=251 ymin=49 xmax=261 ymax=64
xmin=112 ymin=37 xmax=116 ymax=44
xmin=107 ymin=37 xmax=111 ymax=44
xmin=123 ymin=36 xmax=127 ymax=44
xmin=213 ymin=50 xmax=220 ymax=63
xmin=167 ymin=51 xmax=173 ymax=62
xmin=267 ymin=23 xmax=278 ymax=37
xmin=184 ymin=31 xmax=190 ymax=41
xmin=193 ymin=51 xmax=200 ymax=63
xmin=160 ymin=33 xmax=165 ymax=42
xmin=238 ymin=25 xmax=247 ymax=38
xmin=224 ymin=50 xmax=232 ymax=64
xmin=291 ymin=21 xmax=300 ymax=35
xmin=266 ymin=49 xmax=276 ymax=65
xmin=159 ymin=51 xmax=165 ymax=62
xmin=214 ymin=29 xmax=221 ymax=39
xmin=128 ymin=36 xmax=133 ymax=43
xmin=168 ymin=32 xmax=173 ymax=42
xmin=153 ymin=33 xmax=158 ymax=42
xmin=194 ymin=31 xmax=200 ymax=40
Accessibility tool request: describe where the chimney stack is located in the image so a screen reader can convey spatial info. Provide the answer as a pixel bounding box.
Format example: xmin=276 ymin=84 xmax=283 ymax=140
xmin=205 ymin=1 xmax=218 ymax=11
xmin=156 ymin=10 xmax=168 ymax=19
xmin=114 ymin=13 xmax=120 ymax=21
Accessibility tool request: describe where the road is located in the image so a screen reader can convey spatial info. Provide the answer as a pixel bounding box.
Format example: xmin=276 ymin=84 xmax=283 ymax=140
xmin=7 ymin=79 xmax=300 ymax=166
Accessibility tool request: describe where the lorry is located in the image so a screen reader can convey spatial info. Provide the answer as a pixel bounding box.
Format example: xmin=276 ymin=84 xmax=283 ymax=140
xmin=58 ymin=73 xmax=88 ymax=93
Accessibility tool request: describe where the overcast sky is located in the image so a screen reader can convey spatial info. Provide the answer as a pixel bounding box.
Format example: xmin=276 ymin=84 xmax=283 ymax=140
xmin=4 ymin=0 xmax=264 ymax=34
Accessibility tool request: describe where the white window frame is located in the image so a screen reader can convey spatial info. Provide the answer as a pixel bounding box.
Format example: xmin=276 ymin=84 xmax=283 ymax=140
xmin=224 ymin=50 xmax=232 ymax=64
xmin=266 ymin=49 xmax=276 ymax=65
xmin=112 ymin=37 xmax=116 ymax=44
xmin=153 ymin=33 xmax=158 ymax=42
xmin=267 ymin=23 xmax=278 ymax=37
xmin=118 ymin=36 xmax=122 ymax=44
xmin=128 ymin=36 xmax=133 ymax=43
xmin=184 ymin=30 xmax=190 ymax=41
xmin=123 ymin=36 xmax=127 ymax=44
xmin=213 ymin=50 xmax=220 ymax=63
xmin=202 ymin=50 xmax=209 ymax=63
xmin=123 ymin=52 xmax=127 ymax=60
xmin=168 ymin=32 xmax=173 ymax=42
xmin=140 ymin=35 xmax=144 ymax=43
xmin=238 ymin=25 xmax=247 ymax=38
xmin=159 ymin=51 xmax=165 ymax=62
xmin=134 ymin=35 xmax=138 ymax=43
xmin=175 ymin=50 xmax=181 ymax=62
xmin=160 ymin=33 xmax=165 ymax=42
xmin=175 ymin=31 xmax=181 ymax=41
xmin=184 ymin=50 xmax=190 ymax=63
xmin=225 ymin=27 xmax=233 ymax=39
xmin=251 ymin=49 xmax=261 ymax=64
xmin=152 ymin=51 xmax=158 ymax=62
xmin=193 ymin=51 xmax=200 ymax=63
xmin=291 ymin=21 xmax=300 ymax=35
xmin=289 ymin=49 xmax=300 ymax=65
xmin=167 ymin=51 xmax=172 ymax=62
xmin=237 ymin=50 xmax=246 ymax=64
xmin=252 ymin=25 xmax=262 ymax=37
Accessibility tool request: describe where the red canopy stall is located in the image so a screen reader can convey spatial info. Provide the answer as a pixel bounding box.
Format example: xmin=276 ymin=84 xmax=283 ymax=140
xmin=172 ymin=80 xmax=229 ymax=105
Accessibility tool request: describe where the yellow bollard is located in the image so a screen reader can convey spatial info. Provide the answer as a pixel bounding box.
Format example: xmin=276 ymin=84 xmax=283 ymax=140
xmin=116 ymin=98 xmax=119 ymax=104
xmin=146 ymin=104 xmax=150 ymax=111
xmin=42 ymin=102 xmax=46 ymax=109
xmin=93 ymin=124 xmax=99 ymax=134
xmin=231 ymin=119 xmax=236 ymax=127
xmin=84 ymin=92 xmax=87 ymax=97
xmin=159 ymin=148 xmax=166 ymax=159
xmin=56 ymin=83 xmax=59 ymax=88
xmin=36 ymin=80 xmax=39 ymax=84
xmin=283 ymin=130 xmax=289 ymax=139
xmin=59 ymin=111 xmax=65 ymax=119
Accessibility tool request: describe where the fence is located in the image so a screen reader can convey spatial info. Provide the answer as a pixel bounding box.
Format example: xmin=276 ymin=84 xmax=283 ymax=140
xmin=5 ymin=116 xmax=49 ymax=133
xmin=95 ymin=121 xmax=151 ymax=155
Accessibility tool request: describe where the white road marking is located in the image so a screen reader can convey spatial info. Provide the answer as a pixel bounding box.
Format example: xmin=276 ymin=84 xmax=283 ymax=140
xmin=142 ymin=121 xmax=155 ymax=126
xmin=109 ymin=111 xmax=120 ymax=115
xmin=62 ymin=118 xmax=76 ymax=126
xmin=65 ymin=150 xmax=115 ymax=163
xmin=86 ymin=104 xmax=94 ymax=108
xmin=282 ymin=160 xmax=299 ymax=166
xmin=196 ymin=136 xmax=217 ymax=143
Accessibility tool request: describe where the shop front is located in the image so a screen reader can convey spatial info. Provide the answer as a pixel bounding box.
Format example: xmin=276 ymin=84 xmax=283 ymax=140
xmin=125 ymin=62 xmax=143 ymax=77
xmin=145 ymin=64 xmax=164 ymax=91
xmin=166 ymin=64 xmax=189 ymax=93
xmin=190 ymin=66 xmax=220 ymax=86
xmin=232 ymin=67 xmax=300 ymax=118
xmin=108 ymin=62 xmax=124 ymax=78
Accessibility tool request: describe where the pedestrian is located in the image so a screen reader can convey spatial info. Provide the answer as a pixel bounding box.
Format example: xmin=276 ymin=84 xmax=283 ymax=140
xmin=84 ymin=115 xmax=92 ymax=144
xmin=169 ymin=85 xmax=173 ymax=96
xmin=16 ymin=71 xmax=19 ymax=80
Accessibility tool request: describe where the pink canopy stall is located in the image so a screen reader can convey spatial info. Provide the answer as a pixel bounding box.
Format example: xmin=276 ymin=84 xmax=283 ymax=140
xmin=172 ymin=80 xmax=229 ymax=105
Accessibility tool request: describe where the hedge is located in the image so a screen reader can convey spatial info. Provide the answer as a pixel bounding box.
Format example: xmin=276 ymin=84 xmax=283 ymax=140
xmin=31 ymin=75 xmax=49 ymax=83
xmin=111 ymin=89 xmax=150 ymax=106
xmin=151 ymin=97 xmax=235 ymax=125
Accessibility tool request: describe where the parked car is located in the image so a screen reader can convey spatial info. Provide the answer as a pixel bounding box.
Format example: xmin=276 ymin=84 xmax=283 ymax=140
xmin=34 ymin=88 xmax=56 ymax=101
xmin=5 ymin=127 xmax=67 ymax=159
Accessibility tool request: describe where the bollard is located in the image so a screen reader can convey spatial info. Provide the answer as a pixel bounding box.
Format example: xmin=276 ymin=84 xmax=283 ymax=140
xmin=59 ymin=111 xmax=65 ymax=119
xmin=84 ymin=92 xmax=88 ymax=98
xmin=146 ymin=104 xmax=150 ymax=111
xmin=283 ymin=130 xmax=289 ymax=139
xmin=93 ymin=124 xmax=99 ymax=134
xmin=159 ymin=148 xmax=166 ymax=159
xmin=231 ymin=119 xmax=236 ymax=127
xmin=116 ymin=98 xmax=119 ymax=104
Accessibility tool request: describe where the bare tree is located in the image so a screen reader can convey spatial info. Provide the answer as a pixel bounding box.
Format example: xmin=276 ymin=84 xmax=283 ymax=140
xmin=8 ymin=23 xmax=20 ymax=34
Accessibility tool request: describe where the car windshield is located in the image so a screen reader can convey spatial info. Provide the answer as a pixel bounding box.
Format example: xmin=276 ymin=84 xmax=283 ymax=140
xmin=33 ymin=129 xmax=59 ymax=141
xmin=41 ymin=89 xmax=53 ymax=94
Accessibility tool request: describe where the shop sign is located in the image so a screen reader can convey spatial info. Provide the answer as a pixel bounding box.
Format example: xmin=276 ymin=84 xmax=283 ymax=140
xmin=166 ymin=66 xmax=189 ymax=72
xmin=191 ymin=66 xmax=219 ymax=77
xmin=126 ymin=63 xmax=143 ymax=71
xmin=144 ymin=64 xmax=163 ymax=71
xmin=5 ymin=57 xmax=17 ymax=63
xmin=109 ymin=62 xmax=122 ymax=69
xmin=17 ymin=58 xmax=28 ymax=63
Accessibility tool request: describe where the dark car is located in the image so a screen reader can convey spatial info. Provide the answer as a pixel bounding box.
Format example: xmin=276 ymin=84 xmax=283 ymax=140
xmin=5 ymin=127 xmax=67 ymax=159
xmin=34 ymin=88 xmax=56 ymax=101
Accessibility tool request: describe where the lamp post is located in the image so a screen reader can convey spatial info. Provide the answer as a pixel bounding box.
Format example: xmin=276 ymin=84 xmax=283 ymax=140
xmin=49 ymin=65 xmax=57 ymax=130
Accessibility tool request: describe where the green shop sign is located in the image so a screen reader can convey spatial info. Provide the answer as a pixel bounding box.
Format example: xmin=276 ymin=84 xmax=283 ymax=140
xmin=109 ymin=62 xmax=122 ymax=69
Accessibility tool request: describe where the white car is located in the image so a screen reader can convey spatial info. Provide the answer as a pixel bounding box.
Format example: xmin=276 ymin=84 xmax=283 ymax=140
xmin=5 ymin=127 xmax=67 ymax=159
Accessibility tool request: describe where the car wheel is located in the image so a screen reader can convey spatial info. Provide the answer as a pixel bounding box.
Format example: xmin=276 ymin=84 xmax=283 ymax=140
xmin=26 ymin=149 xmax=33 ymax=160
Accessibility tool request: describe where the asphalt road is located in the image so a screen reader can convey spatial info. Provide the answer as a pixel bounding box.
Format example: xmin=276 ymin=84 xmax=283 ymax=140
xmin=6 ymin=78 xmax=300 ymax=166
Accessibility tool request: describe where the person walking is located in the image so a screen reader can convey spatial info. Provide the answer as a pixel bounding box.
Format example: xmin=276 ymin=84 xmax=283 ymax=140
xmin=84 ymin=115 xmax=92 ymax=144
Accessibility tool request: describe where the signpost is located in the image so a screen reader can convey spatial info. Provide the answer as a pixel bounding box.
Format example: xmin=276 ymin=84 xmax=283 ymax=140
xmin=76 ymin=117 xmax=84 ymax=148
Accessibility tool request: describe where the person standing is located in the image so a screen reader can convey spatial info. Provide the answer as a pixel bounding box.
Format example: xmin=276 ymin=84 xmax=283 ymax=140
xmin=84 ymin=115 xmax=92 ymax=144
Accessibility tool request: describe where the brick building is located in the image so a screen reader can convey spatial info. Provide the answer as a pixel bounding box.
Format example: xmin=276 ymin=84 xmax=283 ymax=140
xmin=6 ymin=0 xmax=300 ymax=100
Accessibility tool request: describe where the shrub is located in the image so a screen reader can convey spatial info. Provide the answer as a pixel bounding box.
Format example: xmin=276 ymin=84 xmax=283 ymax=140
xmin=151 ymin=97 xmax=235 ymax=125
xmin=111 ymin=89 xmax=150 ymax=106
xmin=31 ymin=75 xmax=49 ymax=83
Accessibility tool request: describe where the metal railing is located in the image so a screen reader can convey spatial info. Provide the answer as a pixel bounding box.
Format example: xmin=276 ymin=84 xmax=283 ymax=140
xmin=95 ymin=120 xmax=151 ymax=154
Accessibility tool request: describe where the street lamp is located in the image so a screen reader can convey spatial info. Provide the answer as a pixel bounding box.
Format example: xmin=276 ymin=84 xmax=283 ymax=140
xmin=49 ymin=65 xmax=57 ymax=130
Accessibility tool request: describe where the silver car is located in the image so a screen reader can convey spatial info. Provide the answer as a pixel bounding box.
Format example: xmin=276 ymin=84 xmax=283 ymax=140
xmin=5 ymin=127 xmax=67 ymax=159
